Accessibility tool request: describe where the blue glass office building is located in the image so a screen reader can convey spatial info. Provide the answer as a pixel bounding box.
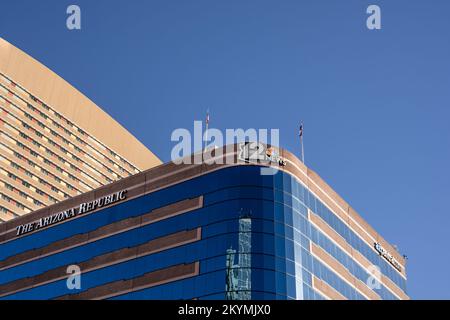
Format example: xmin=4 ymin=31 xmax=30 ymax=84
xmin=0 ymin=146 xmax=408 ymax=300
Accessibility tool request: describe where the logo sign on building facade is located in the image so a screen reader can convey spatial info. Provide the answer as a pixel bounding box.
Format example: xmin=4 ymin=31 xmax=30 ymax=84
xmin=374 ymin=242 xmax=402 ymax=272
xmin=238 ymin=142 xmax=286 ymax=167
xmin=16 ymin=190 xmax=128 ymax=236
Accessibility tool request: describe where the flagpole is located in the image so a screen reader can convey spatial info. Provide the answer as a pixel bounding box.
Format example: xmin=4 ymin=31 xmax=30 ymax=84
xmin=301 ymin=135 xmax=304 ymax=163
xmin=299 ymin=122 xmax=305 ymax=163
xmin=204 ymin=109 xmax=209 ymax=153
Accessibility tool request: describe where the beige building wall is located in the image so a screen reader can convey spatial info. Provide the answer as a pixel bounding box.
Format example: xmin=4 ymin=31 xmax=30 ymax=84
xmin=0 ymin=38 xmax=161 ymax=222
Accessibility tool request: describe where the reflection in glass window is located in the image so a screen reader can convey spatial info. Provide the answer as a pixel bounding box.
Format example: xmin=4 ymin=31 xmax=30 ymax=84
xmin=226 ymin=216 xmax=252 ymax=300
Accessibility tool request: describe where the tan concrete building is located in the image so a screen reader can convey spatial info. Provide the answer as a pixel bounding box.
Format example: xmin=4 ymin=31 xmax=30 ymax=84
xmin=0 ymin=38 xmax=161 ymax=222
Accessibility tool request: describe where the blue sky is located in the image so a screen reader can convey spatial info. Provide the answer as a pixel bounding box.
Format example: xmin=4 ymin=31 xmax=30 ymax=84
xmin=1 ymin=0 xmax=449 ymax=299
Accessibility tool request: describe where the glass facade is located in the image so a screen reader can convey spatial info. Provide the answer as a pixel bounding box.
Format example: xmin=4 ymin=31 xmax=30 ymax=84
xmin=0 ymin=165 xmax=407 ymax=300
